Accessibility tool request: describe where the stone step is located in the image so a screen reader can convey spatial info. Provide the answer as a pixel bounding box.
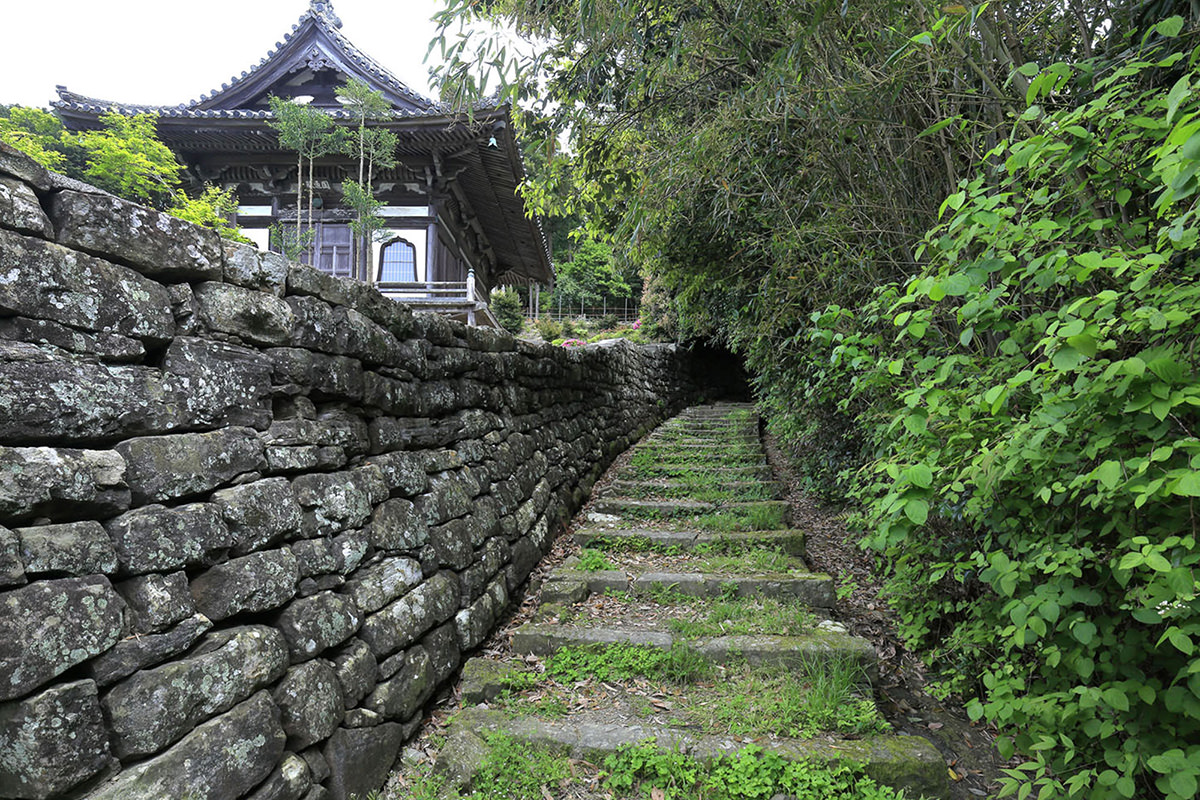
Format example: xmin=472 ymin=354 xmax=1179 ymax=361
xmin=572 ymin=527 xmax=806 ymax=555
xmin=640 ymin=441 xmax=766 ymax=453
xmin=603 ymin=479 xmax=784 ymax=500
xmin=617 ymin=464 xmax=774 ymax=481
xmin=589 ymin=497 xmax=790 ymax=525
xmin=443 ymin=708 xmax=948 ymax=799
xmin=541 ymin=563 xmax=833 ymax=608
xmin=630 ymin=448 xmax=767 ymax=462
xmin=510 ymin=624 xmax=876 ymax=681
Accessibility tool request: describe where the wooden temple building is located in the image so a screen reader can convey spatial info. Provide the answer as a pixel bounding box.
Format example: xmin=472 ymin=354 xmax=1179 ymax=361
xmin=53 ymin=0 xmax=551 ymax=326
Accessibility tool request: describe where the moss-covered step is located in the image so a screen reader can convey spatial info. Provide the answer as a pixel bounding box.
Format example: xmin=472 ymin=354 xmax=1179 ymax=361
xmin=510 ymin=623 xmax=876 ymax=679
xmin=572 ymin=527 xmax=806 ymax=555
xmin=617 ymin=463 xmax=775 ymax=481
xmin=603 ymin=479 xmax=784 ymax=501
xmin=442 ymin=708 xmax=949 ymax=799
xmin=589 ymin=497 xmax=790 ymax=520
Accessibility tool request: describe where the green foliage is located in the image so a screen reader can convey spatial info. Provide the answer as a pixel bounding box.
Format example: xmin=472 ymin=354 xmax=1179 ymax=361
xmin=490 ymin=287 xmax=525 ymax=333
xmin=545 ymin=643 xmax=711 ymax=685
xmin=168 ymin=184 xmax=251 ymax=243
xmin=337 ymin=78 xmax=398 ymax=275
xmin=268 ymin=95 xmax=344 ymax=263
xmin=805 ymin=35 xmax=1200 ymax=800
xmin=551 ymin=237 xmax=634 ymax=309
xmin=531 ymin=316 xmax=563 ymax=341
xmin=75 ymin=113 xmax=182 ymax=208
xmin=0 ymin=106 xmax=77 ymax=171
xmin=601 ymin=742 xmax=918 ymax=800
xmin=575 ymin=548 xmax=615 ymax=572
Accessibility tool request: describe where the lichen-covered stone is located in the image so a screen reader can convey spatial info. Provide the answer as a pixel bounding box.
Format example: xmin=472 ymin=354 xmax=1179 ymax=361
xmin=275 ymin=591 xmax=362 ymax=662
xmin=14 ymin=521 xmax=117 ymax=576
xmin=194 ymin=281 xmax=296 ymax=346
xmin=363 ymin=646 xmax=432 ymax=721
xmin=0 ymin=341 xmax=174 ymax=444
xmin=210 ymin=477 xmax=303 ymax=553
xmin=50 ymin=189 xmax=222 ymax=281
xmin=223 ymin=242 xmax=288 ymax=296
xmin=358 ymin=571 xmax=459 ymax=657
xmin=0 ymin=228 xmax=174 ymax=342
xmin=161 ymin=337 xmax=273 ymax=430
xmin=84 ymin=691 xmax=285 ymax=800
xmin=272 ymin=660 xmax=345 ymax=749
xmin=329 ymin=639 xmax=377 ymax=709
xmin=341 ymin=555 xmax=423 ymax=614
xmin=0 ymin=525 xmax=24 ymax=587
xmin=0 ymin=576 xmax=126 ymax=701
xmin=0 ymin=175 xmax=52 ymax=238
xmin=104 ymin=502 xmax=232 ymax=575
xmin=115 ymin=428 xmax=266 ymax=504
xmin=189 ymin=549 xmax=299 ymax=620
xmin=429 ymin=518 xmax=475 ymax=570
xmin=0 ymin=315 xmax=144 ymax=362
xmin=113 ymin=571 xmax=194 ymax=633
xmin=243 ymin=752 xmax=312 ymax=800
xmin=322 ymin=723 xmax=405 ymax=800
xmin=0 ymin=446 xmax=128 ymax=525
xmin=368 ymin=498 xmax=428 ymax=552
xmin=291 ymin=471 xmax=374 ymax=537
xmin=103 ymin=625 xmax=288 ymax=758
xmin=291 ymin=530 xmax=368 ymax=577
xmin=455 ymin=577 xmax=508 ymax=651
xmin=83 ymin=613 xmax=212 ymax=687
xmin=0 ymin=680 xmax=109 ymax=799
xmin=421 ymin=622 xmax=462 ymax=685
xmin=362 ymin=450 xmax=428 ymax=496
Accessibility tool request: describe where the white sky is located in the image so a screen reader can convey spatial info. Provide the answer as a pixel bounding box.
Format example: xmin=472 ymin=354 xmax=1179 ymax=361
xmin=1 ymin=0 xmax=451 ymax=109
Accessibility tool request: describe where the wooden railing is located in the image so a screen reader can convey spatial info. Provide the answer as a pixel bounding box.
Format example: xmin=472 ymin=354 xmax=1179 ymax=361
xmin=376 ymin=270 xmax=489 ymax=326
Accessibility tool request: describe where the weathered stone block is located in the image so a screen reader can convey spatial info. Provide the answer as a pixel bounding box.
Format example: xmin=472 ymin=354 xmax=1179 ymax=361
xmin=104 ymin=502 xmax=232 ymax=574
xmin=455 ymin=577 xmax=508 ymax=651
xmin=85 ymin=691 xmax=285 ymax=800
xmin=422 ymin=622 xmax=462 ymax=685
xmin=0 ymin=680 xmax=109 ymax=799
xmin=0 ymin=447 xmax=128 ymax=526
xmin=115 ymin=427 xmax=266 ymax=504
xmin=272 ymin=660 xmax=345 ymax=749
xmin=429 ymin=519 xmax=475 ymax=570
xmin=50 ymin=189 xmax=222 ymax=280
xmin=368 ymin=498 xmax=428 ymax=552
xmin=287 ymin=262 xmax=357 ymax=307
xmin=322 ymin=723 xmax=405 ymax=800
xmin=224 ymin=241 xmax=288 ymax=296
xmin=189 ymin=549 xmax=299 ymax=620
xmin=14 ymin=521 xmax=117 ymax=576
xmin=363 ymin=646 xmax=432 ymax=721
xmin=0 ymin=341 xmax=174 ymax=444
xmin=310 ymin=352 xmax=365 ymax=399
xmin=341 ymin=555 xmax=423 ymax=614
xmin=103 ymin=625 xmax=288 ymax=758
xmin=358 ymin=571 xmax=459 ymax=657
xmin=362 ymin=451 xmax=428 ymax=496
xmin=83 ymin=613 xmax=212 ymax=687
xmin=210 ymin=477 xmax=303 ymax=554
xmin=0 ymin=228 xmax=174 ymax=341
xmin=194 ymin=281 xmax=296 ymax=346
xmin=291 ymin=530 xmax=368 ymax=578
xmin=275 ymin=591 xmax=362 ymax=662
xmin=243 ymin=752 xmax=312 ymax=800
xmin=114 ymin=571 xmax=194 ymax=633
xmin=0 ymin=144 xmax=50 ymax=189
xmin=161 ymin=337 xmax=273 ymax=430
xmin=292 ymin=471 xmax=374 ymax=537
xmin=0 ymin=175 xmax=52 ymax=237
xmin=0 ymin=576 xmax=125 ymax=701
xmin=329 ymin=639 xmax=376 ymax=709
xmin=0 ymin=525 xmax=23 ymax=587
xmin=0 ymin=315 xmax=145 ymax=362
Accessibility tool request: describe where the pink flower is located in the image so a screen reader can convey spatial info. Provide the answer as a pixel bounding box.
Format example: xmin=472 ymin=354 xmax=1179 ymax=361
xmin=561 ymin=338 xmax=587 ymax=348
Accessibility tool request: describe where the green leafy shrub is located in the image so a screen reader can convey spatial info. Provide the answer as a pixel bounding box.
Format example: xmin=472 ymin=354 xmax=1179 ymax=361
xmin=490 ymin=287 xmax=525 ymax=333
xmin=808 ymin=33 xmax=1200 ymax=800
xmin=532 ymin=316 xmax=563 ymax=341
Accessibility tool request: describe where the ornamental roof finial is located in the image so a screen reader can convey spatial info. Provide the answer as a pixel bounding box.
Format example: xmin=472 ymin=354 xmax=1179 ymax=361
xmin=309 ymin=0 xmax=342 ymax=28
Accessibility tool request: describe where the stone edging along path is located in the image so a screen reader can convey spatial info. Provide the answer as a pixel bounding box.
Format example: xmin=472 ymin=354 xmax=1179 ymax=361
xmin=380 ymin=403 xmax=950 ymax=800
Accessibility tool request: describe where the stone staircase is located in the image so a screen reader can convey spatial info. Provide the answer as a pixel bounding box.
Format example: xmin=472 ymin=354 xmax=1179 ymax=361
xmin=415 ymin=403 xmax=949 ymax=799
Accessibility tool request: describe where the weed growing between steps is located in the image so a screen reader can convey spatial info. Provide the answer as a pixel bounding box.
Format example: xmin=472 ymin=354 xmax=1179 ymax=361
xmin=605 ymin=503 xmax=787 ymax=532
xmin=378 ymin=736 xmax=924 ymax=800
xmin=491 ymin=646 xmax=886 ymax=738
xmin=613 ymin=481 xmax=779 ymax=502
xmin=574 ymin=544 xmax=802 ymax=577
xmin=576 ymin=548 xmax=617 ymax=571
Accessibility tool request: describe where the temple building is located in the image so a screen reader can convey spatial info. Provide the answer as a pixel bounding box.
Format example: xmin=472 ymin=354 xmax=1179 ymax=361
xmin=53 ymin=0 xmax=551 ymax=326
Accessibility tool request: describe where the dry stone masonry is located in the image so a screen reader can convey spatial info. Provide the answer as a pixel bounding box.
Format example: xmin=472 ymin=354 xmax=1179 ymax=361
xmin=0 ymin=144 xmax=704 ymax=800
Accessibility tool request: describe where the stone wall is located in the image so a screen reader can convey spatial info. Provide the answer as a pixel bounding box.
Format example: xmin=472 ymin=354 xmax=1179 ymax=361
xmin=0 ymin=145 xmax=702 ymax=800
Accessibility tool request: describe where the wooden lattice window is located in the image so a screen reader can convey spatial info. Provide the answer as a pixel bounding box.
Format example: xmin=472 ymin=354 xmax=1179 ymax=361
xmin=378 ymin=238 xmax=417 ymax=282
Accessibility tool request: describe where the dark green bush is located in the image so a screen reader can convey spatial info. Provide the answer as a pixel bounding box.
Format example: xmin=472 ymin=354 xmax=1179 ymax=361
xmin=491 ymin=287 xmax=525 ymax=333
xmin=806 ymin=37 xmax=1200 ymax=800
xmin=532 ymin=316 xmax=563 ymax=341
